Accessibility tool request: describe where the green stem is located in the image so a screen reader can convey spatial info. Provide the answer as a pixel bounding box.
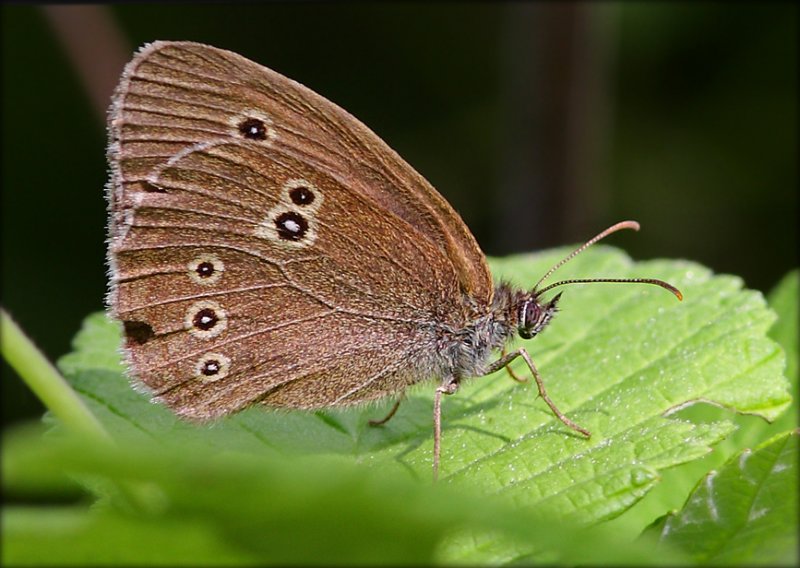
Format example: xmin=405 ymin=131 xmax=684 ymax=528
xmin=0 ymin=309 xmax=168 ymax=513
xmin=1 ymin=307 xmax=110 ymax=442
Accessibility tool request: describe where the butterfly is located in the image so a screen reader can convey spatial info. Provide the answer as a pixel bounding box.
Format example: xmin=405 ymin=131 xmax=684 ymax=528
xmin=107 ymin=41 xmax=681 ymax=479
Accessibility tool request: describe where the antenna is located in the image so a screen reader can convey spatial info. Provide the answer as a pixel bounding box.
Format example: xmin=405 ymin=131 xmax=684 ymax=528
xmin=533 ymin=220 xmax=683 ymax=301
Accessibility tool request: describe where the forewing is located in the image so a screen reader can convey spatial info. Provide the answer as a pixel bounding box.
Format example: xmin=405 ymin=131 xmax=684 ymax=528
xmin=109 ymin=41 xmax=493 ymax=307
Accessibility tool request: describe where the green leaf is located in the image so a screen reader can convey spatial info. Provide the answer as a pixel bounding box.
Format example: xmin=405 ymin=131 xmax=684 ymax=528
xmin=7 ymin=246 xmax=791 ymax=564
xmin=655 ymin=429 xmax=799 ymax=565
xmin=607 ymin=269 xmax=798 ymax=542
xmin=767 ymin=270 xmax=798 ymax=412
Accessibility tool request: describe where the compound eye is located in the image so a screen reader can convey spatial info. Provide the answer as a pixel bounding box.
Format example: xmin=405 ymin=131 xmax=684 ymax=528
xmin=525 ymin=301 xmax=541 ymax=326
xmin=518 ymin=300 xmax=539 ymax=339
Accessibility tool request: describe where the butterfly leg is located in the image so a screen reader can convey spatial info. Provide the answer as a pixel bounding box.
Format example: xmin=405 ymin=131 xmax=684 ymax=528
xmin=433 ymin=376 xmax=460 ymax=482
xmin=500 ymin=346 xmax=527 ymax=383
xmin=368 ymin=397 xmax=404 ymax=426
xmin=483 ymin=349 xmax=591 ymax=438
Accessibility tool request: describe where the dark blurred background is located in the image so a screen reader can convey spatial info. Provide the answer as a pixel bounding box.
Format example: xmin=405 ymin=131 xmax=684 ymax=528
xmin=2 ymin=3 xmax=797 ymax=427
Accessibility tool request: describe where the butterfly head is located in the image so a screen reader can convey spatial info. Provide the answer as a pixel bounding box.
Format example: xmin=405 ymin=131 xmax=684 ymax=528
xmin=518 ymin=292 xmax=561 ymax=340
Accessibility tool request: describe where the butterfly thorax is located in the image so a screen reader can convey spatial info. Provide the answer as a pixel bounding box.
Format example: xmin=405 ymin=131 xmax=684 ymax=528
xmin=434 ymin=283 xmax=533 ymax=380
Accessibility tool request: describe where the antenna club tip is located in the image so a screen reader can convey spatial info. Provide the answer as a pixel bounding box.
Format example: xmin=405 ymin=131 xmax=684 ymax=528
xmin=622 ymin=220 xmax=641 ymax=232
xmin=663 ymin=282 xmax=683 ymax=301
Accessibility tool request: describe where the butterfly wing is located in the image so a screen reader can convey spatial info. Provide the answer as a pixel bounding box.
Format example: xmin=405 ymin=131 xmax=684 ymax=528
xmin=110 ymin=41 xmax=492 ymax=307
xmin=109 ymin=50 xmax=469 ymax=418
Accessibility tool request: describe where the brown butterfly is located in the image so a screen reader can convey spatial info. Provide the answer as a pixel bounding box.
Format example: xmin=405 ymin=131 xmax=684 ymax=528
xmin=107 ymin=41 xmax=681 ymax=479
